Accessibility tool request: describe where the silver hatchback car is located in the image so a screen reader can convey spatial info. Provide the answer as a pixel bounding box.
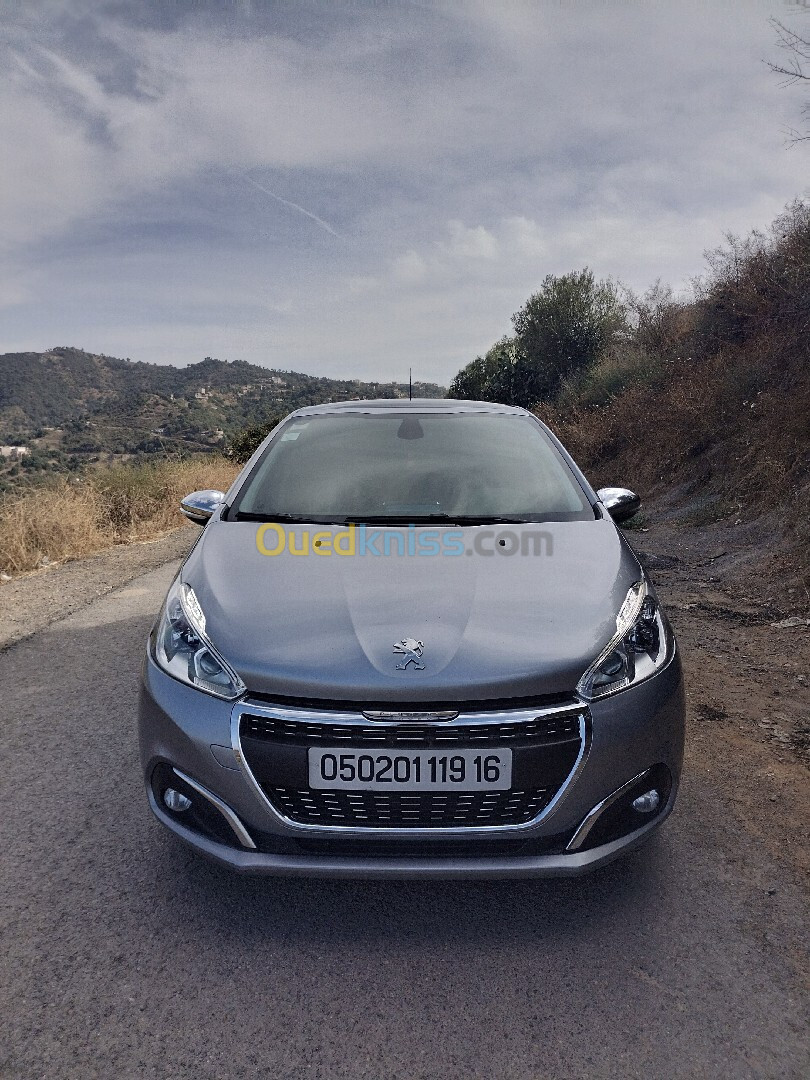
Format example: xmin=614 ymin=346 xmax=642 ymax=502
xmin=139 ymin=399 xmax=684 ymax=877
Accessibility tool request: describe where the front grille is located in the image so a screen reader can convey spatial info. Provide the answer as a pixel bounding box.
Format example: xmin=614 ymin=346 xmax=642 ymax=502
xmin=264 ymin=787 xmax=553 ymax=828
xmin=240 ymin=710 xmax=580 ymax=747
xmin=237 ymin=703 xmax=586 ymax=831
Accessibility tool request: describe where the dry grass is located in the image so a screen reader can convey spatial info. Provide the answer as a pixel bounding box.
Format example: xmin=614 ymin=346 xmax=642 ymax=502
xmin=536 ymin=199 xmax=810 ymax=578
xmin=538 ymin=348 xmax=810 ymax=515
xmin=0 ymin=457 xmax=239 ymax=576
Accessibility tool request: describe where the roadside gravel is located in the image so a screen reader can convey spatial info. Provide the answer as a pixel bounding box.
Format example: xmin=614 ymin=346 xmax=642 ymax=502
xmin=0 ymin=527 xmax=196 ymax=650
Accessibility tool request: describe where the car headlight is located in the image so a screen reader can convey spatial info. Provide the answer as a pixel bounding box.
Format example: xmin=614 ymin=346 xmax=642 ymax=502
xmin=154 ymin=578 xmax=246 ymax=700
xmin=577 ymin=580 xmax=671 ymax=701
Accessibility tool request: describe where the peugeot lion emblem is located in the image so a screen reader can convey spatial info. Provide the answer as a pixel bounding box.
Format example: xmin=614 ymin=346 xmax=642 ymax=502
xmin=393 ymin=638 xmax=425 ymax=670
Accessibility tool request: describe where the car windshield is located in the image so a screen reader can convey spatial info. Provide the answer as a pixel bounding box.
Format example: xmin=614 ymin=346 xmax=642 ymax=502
xmin=229 ymin=411 xmax=595 ymax=524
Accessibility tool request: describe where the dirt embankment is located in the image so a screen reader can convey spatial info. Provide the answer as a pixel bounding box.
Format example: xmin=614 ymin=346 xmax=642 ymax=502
xmin=534 ymin=202 xmax=810 ymax=587
xmin=626 ymin=504 xmax=810 ymax=878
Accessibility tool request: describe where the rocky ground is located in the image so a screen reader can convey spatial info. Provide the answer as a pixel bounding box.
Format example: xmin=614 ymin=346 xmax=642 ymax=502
xmin=628 ymin=506 xmax=810 ymax=881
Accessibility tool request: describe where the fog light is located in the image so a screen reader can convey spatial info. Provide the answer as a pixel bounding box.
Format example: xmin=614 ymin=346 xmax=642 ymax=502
xmin=163 ymin=788 xmax=192 ymax=812
xmin=632 ymin=789 xmax=660 ymax=814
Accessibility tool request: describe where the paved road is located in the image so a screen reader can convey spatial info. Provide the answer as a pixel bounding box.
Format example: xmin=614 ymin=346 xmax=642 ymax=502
xmin=1 ymin=562 xmax=808 ymax=1080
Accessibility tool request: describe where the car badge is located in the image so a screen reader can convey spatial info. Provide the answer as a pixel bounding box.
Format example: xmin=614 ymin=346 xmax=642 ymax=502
xmin=393 ymin=638 xmax=425 ymax=670
xmin=363 ymin=710 xmax=458 ymax=723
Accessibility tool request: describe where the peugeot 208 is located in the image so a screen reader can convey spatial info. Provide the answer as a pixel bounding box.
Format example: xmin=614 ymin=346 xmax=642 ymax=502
xmin=139 ymin=399 xmax=685 ymax=877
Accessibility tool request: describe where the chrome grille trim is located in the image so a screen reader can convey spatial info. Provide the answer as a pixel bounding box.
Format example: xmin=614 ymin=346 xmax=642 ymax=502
xmin=237 ymin=699 xmax=582 ymax=726
xmin=231 ymin=699 xmax=591 ymax=837
xmin=239 ymin=709 xmax=581 ymax=747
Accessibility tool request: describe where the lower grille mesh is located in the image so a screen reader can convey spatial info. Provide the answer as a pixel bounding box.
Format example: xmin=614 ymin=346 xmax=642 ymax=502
xmin=263 ymin=786 xmax=553 ymax=827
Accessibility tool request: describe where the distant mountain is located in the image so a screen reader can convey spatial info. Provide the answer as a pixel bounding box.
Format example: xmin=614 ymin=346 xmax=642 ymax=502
xmin=0 ymin=348 xmax=446 ymax=460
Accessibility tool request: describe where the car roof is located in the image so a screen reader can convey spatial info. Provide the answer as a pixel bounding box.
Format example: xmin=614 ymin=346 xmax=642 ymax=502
xmin=288 ymin=398 xmax=530 ymax=418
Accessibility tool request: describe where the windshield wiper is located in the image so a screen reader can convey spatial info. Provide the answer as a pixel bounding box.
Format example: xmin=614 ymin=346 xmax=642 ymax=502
xmin=344 ymin=514 xmax=537 ymax=526
xmin=234 ymin=511 xmax=541 ymax=526
xmin=232 ymin=512 xmax=349 ymax=525
xmin=445 ymin=516 xmax=539 ymax=525
xmin=343 ymin=514 xmax=458 ymax=525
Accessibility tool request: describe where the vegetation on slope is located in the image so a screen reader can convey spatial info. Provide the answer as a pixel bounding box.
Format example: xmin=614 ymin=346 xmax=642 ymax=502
xmin=451 ymin=200 xmax=810 ymax=567
xmin=0 ymin=351 xmax=444 ymax=573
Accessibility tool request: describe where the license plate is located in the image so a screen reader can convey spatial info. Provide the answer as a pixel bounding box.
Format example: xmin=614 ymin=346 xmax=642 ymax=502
xmin=308 ymin=748 xmax=512 ymax=792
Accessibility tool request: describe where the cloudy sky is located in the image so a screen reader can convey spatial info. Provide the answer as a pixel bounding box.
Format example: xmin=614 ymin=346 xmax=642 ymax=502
xmin=1 ymin=0 xmax=807 ymax=384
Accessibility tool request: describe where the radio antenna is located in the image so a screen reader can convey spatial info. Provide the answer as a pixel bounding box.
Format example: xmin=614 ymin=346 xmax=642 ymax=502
xmin=409 ymin=368 xmax=412 ymax=400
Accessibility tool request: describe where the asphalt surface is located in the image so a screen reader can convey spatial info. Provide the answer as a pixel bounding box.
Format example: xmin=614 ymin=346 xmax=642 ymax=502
xmin=1 ymin=561 xmax=808 ymax=1080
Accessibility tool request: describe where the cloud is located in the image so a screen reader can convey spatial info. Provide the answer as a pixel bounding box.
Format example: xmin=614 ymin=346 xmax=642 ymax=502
xmin=392 ymin=249 xmax=429 ymax=285
xmin=0 ymin=0 xmax=804 ymax=385
xmin=444 ymin=221 xmax=499 ymax=261
xmin=390 ymin=221 xmax=500 ymax=288
xmin=0 ymin=79 xmax=106 ymax=249
xmin=501 ymin=217 xmax=546 ymax=261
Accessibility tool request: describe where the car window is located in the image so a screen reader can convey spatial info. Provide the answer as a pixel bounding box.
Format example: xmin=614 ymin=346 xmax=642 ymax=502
xmin=230 ymin=412 xmax=595 ymax=523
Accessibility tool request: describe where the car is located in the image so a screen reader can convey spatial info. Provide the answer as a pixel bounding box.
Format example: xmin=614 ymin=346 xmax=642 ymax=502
xmin=138 ymin=398 xmax=685 ymax=878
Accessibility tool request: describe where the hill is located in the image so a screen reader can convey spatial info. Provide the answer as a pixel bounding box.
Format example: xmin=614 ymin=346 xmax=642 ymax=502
xmin=0 ymin=349 xmax=445 ymax=482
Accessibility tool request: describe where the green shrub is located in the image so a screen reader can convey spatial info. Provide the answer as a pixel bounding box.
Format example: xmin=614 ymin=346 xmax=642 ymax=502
xmin=226 ymin=416 xmax=283 ymax=464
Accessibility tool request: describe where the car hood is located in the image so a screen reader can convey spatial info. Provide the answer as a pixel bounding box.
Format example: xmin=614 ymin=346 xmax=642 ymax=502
xmin=183 ymin=519 xmax=642 ymax=702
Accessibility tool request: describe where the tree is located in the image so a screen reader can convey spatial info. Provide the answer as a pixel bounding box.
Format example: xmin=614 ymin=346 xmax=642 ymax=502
xmin=767 ymin=18 xmax=810 ymax=142
xmin=511 ymin=269 xmax=627 ymax=405
xmin=449 ymin=338 xmax=525 ymax=403
xmin=226 ymin=416 xmax=283 ymax=463
xmin=449 ymin=270 xmax=627 ymax=409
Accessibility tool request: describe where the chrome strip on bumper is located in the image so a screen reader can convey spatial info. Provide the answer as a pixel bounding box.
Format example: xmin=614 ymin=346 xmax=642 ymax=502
xmin=172 ymin=767 xmax=257 ymax=850
xmin=565 ymin=767 xmax=652 ymax=852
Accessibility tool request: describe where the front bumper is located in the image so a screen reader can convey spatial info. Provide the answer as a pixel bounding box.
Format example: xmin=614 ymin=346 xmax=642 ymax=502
xmin=138 ymin=646 xmax=685 ymax=879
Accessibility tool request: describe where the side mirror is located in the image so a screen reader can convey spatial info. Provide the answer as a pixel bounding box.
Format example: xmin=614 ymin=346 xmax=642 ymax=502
xmin=180 ymin=489 xmax=225 ymax=526
xmin=597 ymin=486 xmax=641 ymax=524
